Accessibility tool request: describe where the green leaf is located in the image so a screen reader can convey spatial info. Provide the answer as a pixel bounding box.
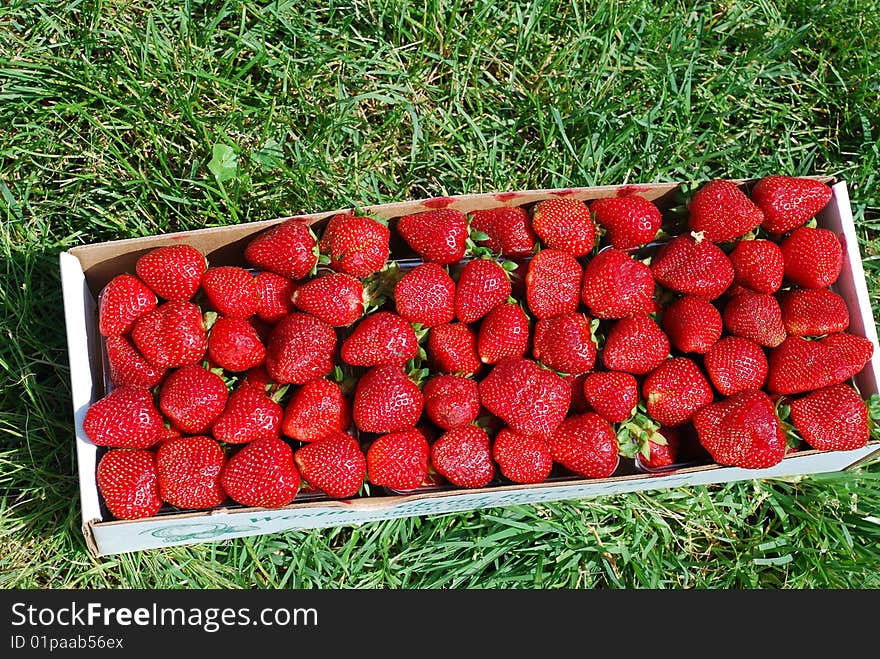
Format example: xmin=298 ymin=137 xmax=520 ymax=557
xmin=470 ymin=230 xmax=491 ymax=242
xmin=208 ymin=143 xmax=238 ymax=183
xmin=251 ymin=138 xmax=284 ymax=169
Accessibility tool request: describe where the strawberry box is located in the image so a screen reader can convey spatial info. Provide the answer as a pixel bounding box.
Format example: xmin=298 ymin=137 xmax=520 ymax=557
xmin=60 ymin=178 xmax=880 ymax=556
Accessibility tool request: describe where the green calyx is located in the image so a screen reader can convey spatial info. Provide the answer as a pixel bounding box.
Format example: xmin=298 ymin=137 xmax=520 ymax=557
xmin=616 ymin=407 xmax=662 ymax=460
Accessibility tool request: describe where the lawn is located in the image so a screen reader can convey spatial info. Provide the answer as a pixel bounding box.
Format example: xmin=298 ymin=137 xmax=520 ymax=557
xmin=1 ymin=0 xmax=879 ymax=588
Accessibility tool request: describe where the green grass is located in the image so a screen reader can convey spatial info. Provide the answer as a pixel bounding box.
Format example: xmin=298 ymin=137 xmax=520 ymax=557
xmin=2 ymin=0 xmax=880 ymax=588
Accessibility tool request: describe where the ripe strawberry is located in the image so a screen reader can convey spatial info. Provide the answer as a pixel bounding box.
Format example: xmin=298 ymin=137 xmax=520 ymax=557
xmin=96 ymin=449 xmax=163 ymax=520
xmin=431 ymin=425 xmax=495 ymax=488
xmin=83 ymin=387 xmax=165 ymax=449
xmin=638 ymin=427 xmax=681 ymax=470
xmin=291 ymin=272 xmax=364 ymax=327
xmin=469 ymin=206 xmax=536 ymax=256
xmin=547 ymin=413 xmax=618 ymax=478
xmin=131 ymin=300 xmax=206 ymax=369
xmin=661 ymin=296 xmax=722 ymax=354
xmin=582 ymin=371 xmax=638 ymax=423
xmin=366 ymin=428 xmax=430 ymax=491
xmin=254 ymin=271 xmax=296 ymax=323
xmin=602 ymin=314 xmax=670 ymax=375
xmin=692 ymin=389 xmax=786 ymax=468
xmin=479 ymin=358 xmax=571 ymax=436
xmin=531 ymin=198 xmax=595 ymax=256
xmin=788 ymin=384 xmax=869 ymax=451
xmin=722 ymin=292 xmax=786 ymax=348
xmin=565 ymin=372 xmax=590 ymax=414
xmin=135 ymin=244 xmax=206 ymax=301
xmin=704 ymin=336 xmax=768 ymax=396
xmin=397 ymin=208 xmax=468 ymax=264
xmin=688 ymin=179 xmax=764 ymax=243
xmin=778 ymin=288 xmax=849 ymax=337
xmin=158 ymin=365 xmax=229 ymax=434
xmin=98 ymin=274 xmax=157 ymax=337
xmin=265 ymin=312 xmax=336 ymax=385
xmin=478 ymin=303 xmax=530 ymax=364
xmin=525 ymin=249 xmax=582 ymax=319
xmin=156 ymin=435 xmax=227 ymax=509
xmin=207 ymin=316 xmax=266 ymax=372
xmin=244 ymin=219 xmax=318 ymax=280
xmin=580 ymin=248 xmax=655 ymax=319
xmin=201 ymin=266 xmax=259 ymax=319
xmin=728 ymin=239 xmax=784 ymax=294
xmin=492 ymin=428 xmax=553 ymax=484
xmin=341 ymin=312 xmax=418 ymax=367
xmin=320 ymin=213 xmax=390 ymax=277
xmin=282 ymin=377 xmax=351 ymax=443
xmin=752 ymin=176 xmax=833 ymax=235
xmin=394 ymin=262 xmax=456 ymax=327
xmin=767 ymin=333 xmax=874 ymax=394
xmin=423 ymin=374 xmax=481 ymax=430
xmin=455 ymin=258 xmax=512 ymax=323
xmin=221 ymin=436 xmax=300 ymax=507
xmin=105 ymin=335 xmax=166 ymax=388
xmin=533 ymin=313 xmax=597 ymax=374
xmin=780 ymin=226 xmax=843 ymax=289
xmin=590 ymin=195 xmax=662 ymax=249
xmin=428 ymin=323 xmax=482 ymax=375
xmin=294 ymin=432 xmax=366 ymax=498
xmin=642 ymin=357 xmax=713 ymax=426
xmin=212 ymin=384 xmax=283 ymax=445
xmin=650 ymin=234 xmax=734 ymax=299
xmin=241 ymin=365 xmax=276 ymax=394
xmin=353 ymin=365 xmax=424 ymax=433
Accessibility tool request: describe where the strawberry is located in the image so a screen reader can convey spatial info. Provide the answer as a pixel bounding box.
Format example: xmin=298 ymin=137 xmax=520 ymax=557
xmin=565 ymin=372 xmax=590 ymax=414
xmin=353 ymin=365 xmax=424 ymax=433
xmin=788 ymin=384 xmax=869 ymax=451
xmin=156 ymin=435 xmax=227 ymax=509
xmin=531 ymin=198 xmax=595 ymax=257
xmin=547 ymin=413 xmax=618 ymax=479
xmin=661 ymin=296 xmax=722 ymax=354
xmin=341 ymin=311 xmax=419 ymax=367
xmin=241 ymin=366 xmax=276 ymax=394
xmin=254 ymin=271 xmax=296 ymax=323
xmin=212 ymin=384 xmax=283 ymax=445
xmin=131 ymin=300 xmax=206 ymax=369
xmin=704 ymin=336 xmax=768 ymax=396
xmin=780 ymin=226 xmax=843 ymax=289
xmin=294 ymin=432 xmax=366 ymax=498
xmin=477 ymin=303 xmax=530 ymax=364
xmin=455 ymin=258 xmax=512 ymax=323
xmin=778 ymin=288 xmax=849 ymax=337
xmin=492 ymin=428 xmax=553 ymax=484
xmin=83 ymin=387 xmax=165 ymax=449
xmin=158 ymin=365 xmax=229 ymax=434
xmin=265 ymin=312 xmax=337 ymax=385
xmin=431 ymin=425 xmax=495 ymax=488
xmin=728 ymin=239 xmax=784 ymax=294
xmin=580 ymin=248 xmax=655 ymax=319
xmin=532 ymin=313 xmax=597 ymax=374
xmin=692 ymin=389 xmax=786 ymax=469
xmin=642 ymin=357 xmax=713 ymax=426
xmin=207 ymin=316 xmax=266 ymax=372
xmin=638 ymin=427 xmax=681 ymax=469
xmin=221 ymin=436 xmax=300 ymax=507
xmin=688 ymin=179 xmax=764 ymax=243
xmin=525 ymin=249 xmax=582 ymax=319
xmin=201 ymin=266 xmax=259 ymax=319
xmin=105 ymin=335 xmax=166 ymax=388
xmin=582 ymin=371 xmax=638 ymax=423
xmin=135 ymin=244 xmax=206 ymax=301
xmin=320 ymin=213 xmax=390 ymax=277
xmin=590 ymin=195 xmax=662 ymax=249
xmin=397 ymin=208 xmax=468 ymax=264
xmin=752 ymin=176 xmax=833 ymax=235
xmin=366 ymin=428 xmax=430 ymax=491
xmin=479 ymin=357 xmax=571 ymax=436
xmin=650 ymin=234 xmax=734 ymax=299
xmin=428 ymin=322 xmax=482 ymax=375
xmin=602 ymin=314 xmax=670 ymax=375
xmin=423 ymin=374 xmax=481 ymax=430
xmin=722 ymin=292 xmax=787 ymax=348
xmin=291 ymin=272 xmax=364 ymax=327
xmin=96 ymin=449 xmax=163 ymax=520
xmin=767 ymin=333 xmax=874 ymax=394
xmin=98 ymin=274 xmax=157 ymax=337
xmin=282 ymin=377 xmax=351 ymax=443
xmin=469 ymin=206 xmax=536 ymax=256
xmin=244 ymin=219 xmax=318 ymax=280
xmin=394 ymin=262 xmax=456 ymax=327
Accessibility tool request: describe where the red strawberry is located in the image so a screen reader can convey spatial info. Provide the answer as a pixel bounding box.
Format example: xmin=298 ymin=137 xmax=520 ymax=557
xmin=158 ymin=365 xmax=229 ymax=434
xmin=704 ymin=336 xmax=768 ymax=396
xmin=201 ymin=266 xmax=259 ymax=319
xmin=397 ymin=208 xmax=468 ymax=264
xmin=602 ymin=314 xmax=670 ymax=375
xmin=98 ymin=274 xmax=157 ymax=337
xmin=638 ymin=427 xmax=681 ymax=470
xmin=156 ymin=435 xmax=227 ymax=509
xmin=292 ymin=272 xmax=364 ymax=327
xmin=531 ymin=198 xmax=595 ymax=257
xmin=282 ymin=377 xmax=351 ymax=443
xmin=423 ymin=374 xmax=481 ymax=430
xmin=492 ymin=428 xmax=553 ymax=484
xmin=135 ymin=244 xmax=206 ymax=301
xmin=294 ymin=432 xmax=366 ymax=498
xmin=131 ymin=300 xmax=206 ymax=369
xmin=366 ymin=428 xmax=430 ymax=491
xmin=688 ymin=179 xmax=764 ymax=243
xmin=533 ymin=313 xmax=597 ymax=374
xmin=661 ymin=296 xmax=722 ymax=354
xmin=265 ymin=312 xmax=337 ymax=385
xmin=244 ymin=219 xmax=318 ymax=280
xmin=642 ymin=357 xmax=713 ymax=426
xmin=431 ymin=425 xmax=495 ymax=488
xmin=105 ymin=335 xmax=166 ymax=388
xmin=778 ymin=288 xmax=849 ymax=337
xmin=547 ymin=413 xmax=618 ymax=478
xmin=428 ymin=323 xmax=482 ymax=375
xmin=752 ymin=176 xmax=833 ymax=235
xmin=581 ymin=248 xmax=655 ymax=319
xmin=96 ymin=449 xmax=163 ymax=520
xmin=582 ymin=371 xmax=638 ymax=423
xmin=565 ymin=372 xmax=590 ymax=413
xmin=780 ymin=227 xmax=843 ymax=289
xmin=212 ymin=384 xmax=283 ymax=445
xmin=788 ymin=384 xmax=869 ymax=451
xmin=478 ymin=303 xmax=530 ymax=364
xmin=353 ymin=365 xmax=424 ymax=433
xmin=221 ymin=436 xmax=300 ymax=507
xmin=525 ymin=249 xmax=582 ymax=319
xmin=254 ymin=271 xmax=296 ymax=323
xmin=394 ymin=262 xmax=456 ymax=327
xmin=320 ymin=213 xmax=390 ymax=277
xmin=650 ymin=234 xmax=734 ymax=299
xmin=728 ymin=239 xmax=784 ymax=294
xmin=722 ymin=292 xmax=786 ymax=348
xmin=767 ymin=333 xmax=873 ymax=394
xmin=455 ymin=258 xmax=512 ymax=323
xmin=469 ymin=206 xmax=536 ymax=256
xmin=83 ymin=387 xmax=165 ymax=449
xmin=590 ymin=195 xmax=662 ymax=249
xmin=207 ymin=316 xmax=266 ymax=372
xmin=241 ymin=366 xmax=276 ymax=394
xmin=341 ymin=312 xmax=418 ymax=367
xmin=692 ymin=389 xmax=786 ymax=468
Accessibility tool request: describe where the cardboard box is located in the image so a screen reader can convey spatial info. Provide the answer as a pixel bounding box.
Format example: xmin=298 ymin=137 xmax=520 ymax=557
xmin=60 ymin=179 xmax=880 ymax=556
